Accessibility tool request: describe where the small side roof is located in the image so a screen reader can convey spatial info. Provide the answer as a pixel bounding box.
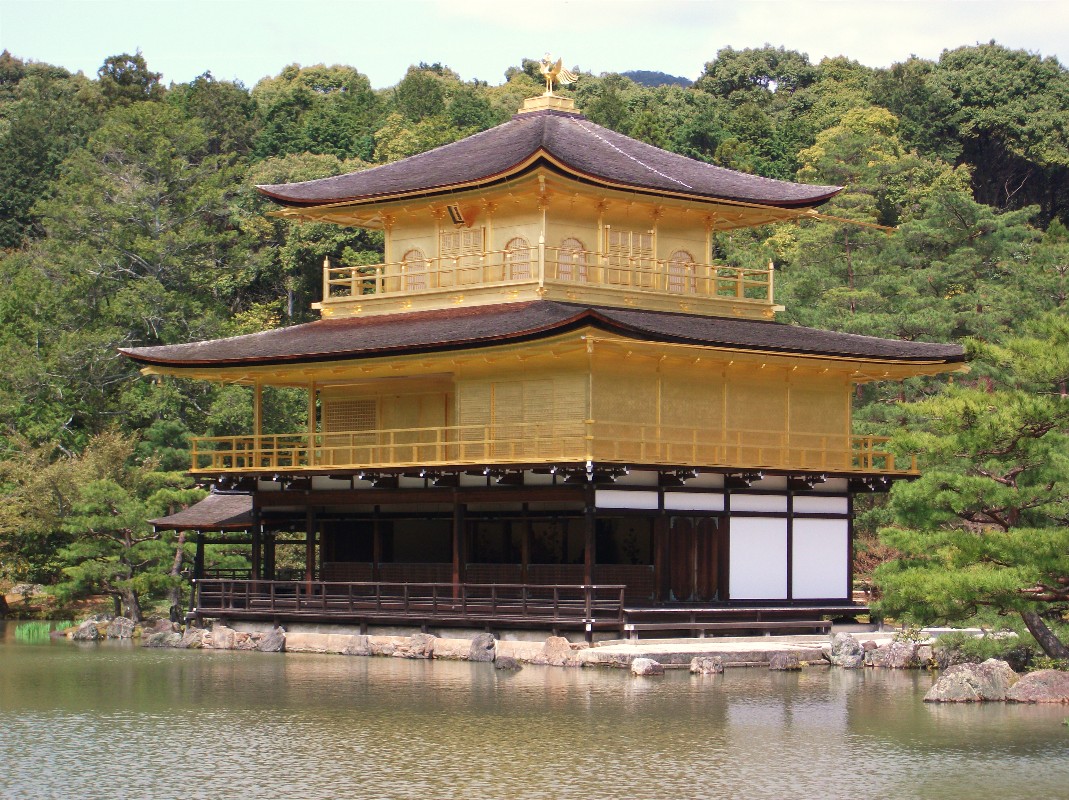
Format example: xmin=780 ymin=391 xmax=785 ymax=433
xmin=150 ymin=492 xmax=254 ymax=531
xmin=257 ymin=110 xmax=841 ymax=210
xmin=120 ymin=301 xmax=965 ymax=369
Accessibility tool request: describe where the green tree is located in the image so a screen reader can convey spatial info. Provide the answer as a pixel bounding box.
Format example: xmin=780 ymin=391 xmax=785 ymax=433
xmin=931 ymin=42 xmax=1069 ymax=223
xmin=394 ymin=66 xmax=446 ymax=121
xmin=238 ymin=152 xmax=381 ymax=322
xmin=168 ymin=72 xmax=259 ymax=156
xmin=96 ymin=52 xmax=164 ymax=106
xmin=0 ymin=65 xmax=102 ymax=246
xmin=252 ymin=64 xmax=380 ymax=161
xmin=875 ymin=319 xmax=1069 ymax=658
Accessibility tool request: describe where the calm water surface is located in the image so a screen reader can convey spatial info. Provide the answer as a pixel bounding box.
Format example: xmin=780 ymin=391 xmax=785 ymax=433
xmin=1 ymin=622 xmax=1067 ymax=800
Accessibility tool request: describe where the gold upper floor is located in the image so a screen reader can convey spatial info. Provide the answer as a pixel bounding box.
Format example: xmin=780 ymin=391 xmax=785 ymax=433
xmin=293 ymin=169 xmax=789 ymax=321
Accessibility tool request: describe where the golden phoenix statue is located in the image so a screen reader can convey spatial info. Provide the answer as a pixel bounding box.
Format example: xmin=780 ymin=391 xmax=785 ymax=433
xmin=539 ymin=54 xmax=579 ymax=95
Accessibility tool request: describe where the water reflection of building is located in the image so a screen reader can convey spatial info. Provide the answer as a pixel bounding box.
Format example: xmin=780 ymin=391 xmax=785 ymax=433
xmin=134 ymin=77 xmax=964 ymax=640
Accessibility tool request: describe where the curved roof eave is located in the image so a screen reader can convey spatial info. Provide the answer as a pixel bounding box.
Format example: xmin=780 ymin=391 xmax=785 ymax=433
xmin=256 ymin=112 xmax=842 ymax=211
xmin=260 ymin=151 xmax=841 ymax=215
xmin=119 ymin=303 xmax=966 ymax=372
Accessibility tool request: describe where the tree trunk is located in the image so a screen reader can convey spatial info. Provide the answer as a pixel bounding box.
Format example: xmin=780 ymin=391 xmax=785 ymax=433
xmin=1020 ymin=610 xmax=1069 ymax=659
xmin=165 ymin=531 xmax=187 ymax=611
xmin=121 ymin=589 xmax=143 ymax=624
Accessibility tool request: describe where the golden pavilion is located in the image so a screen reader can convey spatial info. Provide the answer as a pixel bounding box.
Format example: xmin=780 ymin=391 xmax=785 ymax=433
xmin=130 ymin=80 xmax=964 ymax=640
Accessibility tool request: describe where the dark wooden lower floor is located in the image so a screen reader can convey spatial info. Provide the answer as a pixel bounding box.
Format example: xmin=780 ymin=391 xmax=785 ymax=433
xmin=191 ymin=578 xmax=866 ymax=641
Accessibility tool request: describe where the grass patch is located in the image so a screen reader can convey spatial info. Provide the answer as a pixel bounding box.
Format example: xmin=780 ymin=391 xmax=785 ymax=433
xmin=14 ymin=621 xmax=53 ymax=643
xmin=13 ymin=620 xmax=73 ymax=643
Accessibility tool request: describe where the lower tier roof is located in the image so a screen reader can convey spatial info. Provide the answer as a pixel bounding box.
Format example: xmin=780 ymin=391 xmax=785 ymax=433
xmin=149 ymin=492 xmax=254 ymax=531
xmin=120 ymin=301 xmax=966 ymax=369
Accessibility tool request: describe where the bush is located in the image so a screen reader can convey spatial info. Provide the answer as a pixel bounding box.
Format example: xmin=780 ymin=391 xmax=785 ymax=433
xmin=934 ymin=631 xmax=1039 ymax=672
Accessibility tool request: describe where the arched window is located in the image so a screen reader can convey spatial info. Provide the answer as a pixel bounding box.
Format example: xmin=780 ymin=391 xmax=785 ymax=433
xmin=504 ymin=237 xmax=531 ymax=280
xmin=667 ymin=249 xmax=696 ymax=294
xmin=558 ymin=237 xmax=588 ymax=283
xmin=402 ymin=248 xmax=429 ymax=292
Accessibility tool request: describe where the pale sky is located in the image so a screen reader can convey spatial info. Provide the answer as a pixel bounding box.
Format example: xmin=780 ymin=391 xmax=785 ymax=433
xmin=1 ymin=0 xmax=1066 ymax=89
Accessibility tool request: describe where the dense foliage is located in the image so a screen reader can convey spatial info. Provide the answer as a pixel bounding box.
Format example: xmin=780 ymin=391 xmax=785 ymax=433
xmin=0 ymin=44 xmax=1065 ymax=627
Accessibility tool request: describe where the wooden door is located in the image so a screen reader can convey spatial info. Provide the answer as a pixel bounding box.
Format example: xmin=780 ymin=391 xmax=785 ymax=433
xmin=662 ymin=516 xmax=719 ymax=602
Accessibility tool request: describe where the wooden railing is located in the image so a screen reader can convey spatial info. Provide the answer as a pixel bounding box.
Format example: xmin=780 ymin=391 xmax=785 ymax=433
xmin=190 ymin=421 xmax=914 ymax=475
xmin=323 ymin=247 xmax=773 ymax=305
xmin=193 ymin=579 xmax=627 ymax=626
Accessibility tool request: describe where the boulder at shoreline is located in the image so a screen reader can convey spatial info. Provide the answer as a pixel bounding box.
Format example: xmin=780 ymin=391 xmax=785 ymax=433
xmin=924 ymin=659 xmax=1019 ymax=702
xmin=1006 ymin=669 xmax=1069 ymax=703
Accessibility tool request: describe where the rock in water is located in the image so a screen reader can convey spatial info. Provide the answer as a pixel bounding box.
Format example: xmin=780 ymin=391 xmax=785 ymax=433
xmin=145 ymin=618 xmax=176 ymax=635
xmin=342 ymin=635 xmax=371 ymax=656
xmin=495 ymin=656 xmax=522 ymax=671
xmin=769 ymin=653 xmax=802 ymax=671
xmin=257 ymin=627 xmax=286 ymax=653
xmin=468 ymin=632 xmax=496 ymax=662
xmin=1006 ymin=670 xmax=1069 ymax=703
xmin=689 ymin=656 xmax=724 ymax=675
xmin=631 ymin=657 xmax=665 ymax=676
xmin=839 ymin=653 xmax=865 ymax=669
xmin=829 ymin=633 xmax=862 ymax=666
xmin=176 ymin=628 xmax=205 ymax=649
xmin=396 ymin=633 xmax=435 ymax=659
xmin=878 ymin=642 xmax=922 ymax=669
xmin=105 ymin=617 xmax=134 ymax=639
xmin=143 ymin=631 xmax=182 ymax=648
xmin=541 ymin=636 xmax=572 ymax=667
xmin=924 ymin=659 xmax=1019 ymax=702
xmin=209 ymin=625 xmax=237 ymax=650
xmin=71 ymin=620 xmax=104 ymax=641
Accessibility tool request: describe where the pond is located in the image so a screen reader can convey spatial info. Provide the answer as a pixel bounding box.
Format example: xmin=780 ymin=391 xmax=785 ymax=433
xmin=1 ymin=622 xmax=1066 ymax=800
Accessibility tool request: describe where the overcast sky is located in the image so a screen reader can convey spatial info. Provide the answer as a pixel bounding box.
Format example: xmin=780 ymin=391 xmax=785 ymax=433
xmin=2 ymin=0 xmax=1066 ymax=89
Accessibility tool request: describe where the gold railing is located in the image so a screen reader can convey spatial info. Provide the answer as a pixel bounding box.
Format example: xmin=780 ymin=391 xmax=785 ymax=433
xmin=190 ymin=422 xmax=913 ymax=475
xmin=323 ymin=247 xmax=773 ymax=304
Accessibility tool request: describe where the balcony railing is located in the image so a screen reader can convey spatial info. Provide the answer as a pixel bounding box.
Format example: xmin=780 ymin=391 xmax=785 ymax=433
xmin=323 ymin=247 xmax=773 ymax=305
xmin=190 ymin=421 xmax=915 ymax=475
xmin=193 ymin=579 xmax=627 ymax=628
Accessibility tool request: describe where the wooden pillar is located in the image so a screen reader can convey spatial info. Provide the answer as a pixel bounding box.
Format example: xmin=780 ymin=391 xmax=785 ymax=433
xmin=653 ymin=517 xmax=666 ymax=602
xmin=264 ymin=533 xmax=276 ymax=582
xmin=190 ymin=533 xmax=205 ymax=615
xmin=584 ymin=489 xmax=596 ymax=586
xmin=307 ymin=379 xmax=316 ymax=468
xmin=452 ymin=499 xmax=466 ymax=600
xmin=304 ymin=508 xmax=316 ymax=588
xmin=253 ymin=379 xmax=263 ymax=464
xmin=372 ymin=506 xmax=382 ymax=583
xmin=521 ymin=503 xmax=531 ymax=586
xmin=250 ymin=514 xmax=262 ymax=581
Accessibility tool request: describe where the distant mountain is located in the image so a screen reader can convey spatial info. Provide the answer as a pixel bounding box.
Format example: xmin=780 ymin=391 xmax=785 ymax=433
xmin=619 ymin=70 xmax=693 ymax=88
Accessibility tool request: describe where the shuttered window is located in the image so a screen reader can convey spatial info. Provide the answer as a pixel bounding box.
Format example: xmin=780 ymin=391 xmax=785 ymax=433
xmin=557 ymin=237 xmax=589 ymax=282
xmin=440 ymin=227 xmax=484 ymax=256
xmin=504 ymin=236 xmax=532 ymax=280
xmin=667 ymin=249 xmax=696 ymax=294
xmin=606 ymin=228 xmax=654 ymax=286
xmin=401 ymin=248 xmax=429 ymax=291
xmin=322 ymin=398 xmax=377 ymax=433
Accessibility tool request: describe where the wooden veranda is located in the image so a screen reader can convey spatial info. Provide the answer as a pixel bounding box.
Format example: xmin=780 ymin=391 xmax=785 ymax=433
xmin=189 ymin=577 xmax=864 ymax=641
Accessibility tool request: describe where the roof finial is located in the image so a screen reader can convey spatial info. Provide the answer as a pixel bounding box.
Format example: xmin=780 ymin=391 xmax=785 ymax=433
xmin=539 ymin=53 xmax=579 ymax=96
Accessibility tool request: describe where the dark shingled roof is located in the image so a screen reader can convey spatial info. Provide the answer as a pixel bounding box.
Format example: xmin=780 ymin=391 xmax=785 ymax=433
xmin=257 ymin=110 xmax=841 ymax=209
xmin=150 ymin=492 xmax=253 ymax=531
xmin=121 ymin=302 xmax=965 ymax=368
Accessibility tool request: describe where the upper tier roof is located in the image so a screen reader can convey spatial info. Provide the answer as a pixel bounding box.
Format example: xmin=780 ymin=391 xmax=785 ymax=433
xmin=257 ymin=110 xmax=841 ymax=209
xmin=120 ymin=302 xmax=965 ymax=369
